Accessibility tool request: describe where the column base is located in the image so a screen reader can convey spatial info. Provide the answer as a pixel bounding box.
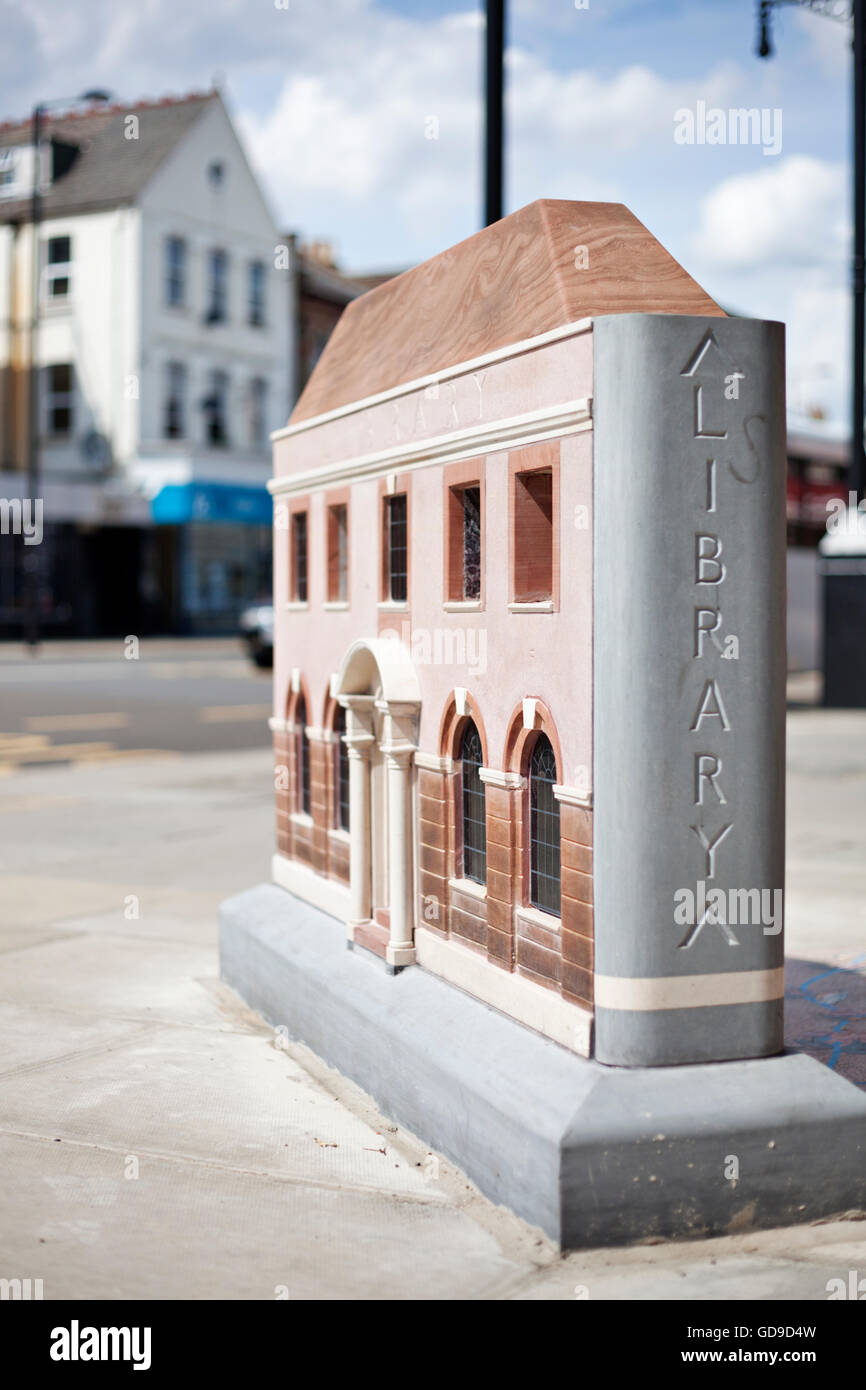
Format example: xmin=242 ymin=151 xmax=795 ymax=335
xmin=385 ymin=942 xmax=416 ymax=969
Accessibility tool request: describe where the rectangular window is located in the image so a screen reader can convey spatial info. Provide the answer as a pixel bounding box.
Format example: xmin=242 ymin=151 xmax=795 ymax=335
xmin=248 ymin=261 xmax=266 ymax=326
xmin=513 ymin=468 xmax=553 ymax=602
xmin=384 ymin=493 xmax=407 ymax=603
xmin=207 ymin=249 xmax=228 ymax=323
xmin=204 ymin=369 xmax=229 ymax=446
xmin=327 ymin=503 xmax=348 ymax=603
xmin=448 ymin=483 xmax=481 ymax=601
xmin=44 ymin=235 xmax=72 ymax=300
xmin=165 ymin=236 xmax=186 ymax=306
xmin=163 ymin=361 xmax=187 ymax=440
xmin=249 ymin=377 xmax=268 ymax=448
xmin=291 ymin=512 xmax=308 ymax=603
xmin=45 ymin=363 xmax=73 ymax=435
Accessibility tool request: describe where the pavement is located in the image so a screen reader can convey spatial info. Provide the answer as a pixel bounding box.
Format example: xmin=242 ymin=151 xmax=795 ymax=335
xmin=0 ymin=650 xmax=864 ymax=1300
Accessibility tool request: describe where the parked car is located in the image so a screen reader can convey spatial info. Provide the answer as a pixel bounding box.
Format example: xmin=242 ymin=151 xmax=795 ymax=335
xmin=240 ymin=603 xmax=274 ymax=668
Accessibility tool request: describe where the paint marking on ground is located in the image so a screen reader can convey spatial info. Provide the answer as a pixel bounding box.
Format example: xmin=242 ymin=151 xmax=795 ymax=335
xmin=72 ymin=749 xmax=180 ymax=765
xmin=23 ymin=712 xmax=131 ymax=732
xmin=0 ymin=742 xmax=116 ymax=764
xmin=197 ymin=704 xmax=271 ymax=723
xmin=0 ymin=734 xmax=52 ymax=752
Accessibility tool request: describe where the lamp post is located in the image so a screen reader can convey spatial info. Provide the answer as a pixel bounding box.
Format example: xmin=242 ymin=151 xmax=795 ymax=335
xmin=484 ymin=0 xmax=505 ymax=226
xmin=25 ymin=89 xmax=111 ymax=651
xmin=756 ymin=1 xmax=864 ymax=501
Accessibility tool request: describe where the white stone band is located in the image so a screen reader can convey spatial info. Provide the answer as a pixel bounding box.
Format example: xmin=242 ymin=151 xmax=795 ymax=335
xmin=594 ymin=967 xmax=785 ymax=1012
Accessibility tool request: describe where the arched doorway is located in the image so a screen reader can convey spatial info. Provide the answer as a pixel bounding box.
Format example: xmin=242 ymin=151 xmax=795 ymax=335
xmin=332 ymin=638 xmax=421 ymax=969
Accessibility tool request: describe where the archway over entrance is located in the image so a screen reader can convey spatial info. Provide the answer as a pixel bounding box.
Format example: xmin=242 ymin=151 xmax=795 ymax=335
xmin=332 ymin=638 xmax=421 ymax=969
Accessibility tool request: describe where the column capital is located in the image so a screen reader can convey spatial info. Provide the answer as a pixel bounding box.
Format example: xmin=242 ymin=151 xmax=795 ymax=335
xmin=381 ymin=743 xmax=415 ymax=768
xmin=345 ymin=733 xmax=375 ymax=757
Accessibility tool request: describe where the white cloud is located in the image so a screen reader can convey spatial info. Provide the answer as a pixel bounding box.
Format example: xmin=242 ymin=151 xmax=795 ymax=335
xmin=693 ymin=156 xmax=847 ymax=270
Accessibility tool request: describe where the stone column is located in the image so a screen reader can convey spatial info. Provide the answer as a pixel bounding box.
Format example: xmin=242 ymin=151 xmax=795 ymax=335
xmin=377 ymin=700 xmax=418 ymax=968
xmin=342 ymin=697 xmax=376 ymax=939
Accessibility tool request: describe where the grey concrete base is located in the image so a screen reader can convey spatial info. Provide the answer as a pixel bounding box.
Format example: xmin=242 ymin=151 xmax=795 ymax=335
xmin=220 ymin=884 xmax=866 ymax=1248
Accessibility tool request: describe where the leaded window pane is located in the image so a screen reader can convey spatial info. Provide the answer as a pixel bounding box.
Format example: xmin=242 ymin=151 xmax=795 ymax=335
xmin=529 ymin=734 xmax=560 ymax=915
xmin=461 ymin=721 xmax=486 ymax=885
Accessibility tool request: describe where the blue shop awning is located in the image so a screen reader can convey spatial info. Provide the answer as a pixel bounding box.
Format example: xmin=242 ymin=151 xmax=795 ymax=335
xmin=151 ymin=481 xmax=272 ymax=526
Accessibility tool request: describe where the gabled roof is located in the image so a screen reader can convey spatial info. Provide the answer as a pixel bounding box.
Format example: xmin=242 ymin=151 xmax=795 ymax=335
xmin=0 ymin=91 xmax=218 ymax=222
xmin=291 ymin=199 xmax=724 ymax=423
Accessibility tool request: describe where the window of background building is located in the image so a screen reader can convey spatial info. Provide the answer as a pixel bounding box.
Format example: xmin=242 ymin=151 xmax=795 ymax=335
xmin=327 ymin=503 xmax=348 ymax=603
xmin=204 ymin=369 xmax=229 ymax=445
xmin=163 ymin=361 xmax=187 ymax=440
xmin=44 ymin=235 xmax=72 ymax=300
xmin=165 ymin=236 xmax=186 ymax=307
xmin=296 ymin=695 xmax=311 ymax=816
xmin=206 ymin=249 xmax=228 ymax=323
xmin=460 ymin=720 xmax=486 ymax=885
xmin=249 ymin=377 xmax=268 ymax=448
xmin=448 ymin=483 xmax=481 ymax=601
xmin=529 ymin=734 xmax=560 ymax=916
xmin=334 ymin=705 xmax=350 ymax=832
xmin=248 ymin=261 xmax=266 ymax=327
xmin=384 ymin=493 xmax=407 ymax=602
xmin=45 ymin=363 xmax=73 ymax=435
xmin=291 ymin=511 xmax=308 ymax=603
xmin=513 ymin=468 xmax=553 ymax=602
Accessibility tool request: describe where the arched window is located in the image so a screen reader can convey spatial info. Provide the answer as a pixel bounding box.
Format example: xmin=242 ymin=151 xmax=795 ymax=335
xmin=460 ymin=720 xmax=486 ymax=885
xmin=334 ymin=705 xmax=349 ymax=832
xmin=296 ymin=695 xmax=311 ymax=816
xmin=529 ymin=734 xmax=560 ymax=916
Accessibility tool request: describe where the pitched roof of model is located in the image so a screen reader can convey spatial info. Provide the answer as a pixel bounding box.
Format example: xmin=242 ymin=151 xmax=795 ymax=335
xmin=291 ymin=199 xmax=725 ymax=423
xmin=0 ymin=92 xmax=218 ymax=222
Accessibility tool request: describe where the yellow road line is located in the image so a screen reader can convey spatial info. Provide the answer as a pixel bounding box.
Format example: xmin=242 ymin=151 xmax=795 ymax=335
xmin=0 ymin=741 xmax=116 ymax=763
xmin=23 ymin=712 xmax=130 ymax=732
xmin=198 ymin=704 xmax=271 ymax=723
xmin=72 ymin=749 xmax=179 ymax=764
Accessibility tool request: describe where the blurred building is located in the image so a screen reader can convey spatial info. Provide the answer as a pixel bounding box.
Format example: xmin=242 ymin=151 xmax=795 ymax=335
xmin=280 ymin=237 xmax=378 ymax=407
xmin=0 ymin=89 xmax=288 ymax=635
xmin=785 ymin=421 xmax=850 ymax=672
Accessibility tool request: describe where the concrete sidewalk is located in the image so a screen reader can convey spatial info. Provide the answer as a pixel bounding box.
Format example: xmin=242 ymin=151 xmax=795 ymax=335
xmin=0 ymin=708 xmax=863 ymax=1300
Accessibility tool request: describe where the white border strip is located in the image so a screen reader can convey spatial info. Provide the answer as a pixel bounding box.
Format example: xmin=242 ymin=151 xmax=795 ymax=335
xmin=272 ymin=853 xmax=352 ymax=923
xmin=272 ymin=316 xmax=594 ymax=441
xmin=268 ymin=398 xmax=592 ymax=498
xmin=594 ymin=967 xmax=785 ymax=1012
xmin=415 ymin=927 xmax=593 ymax=1057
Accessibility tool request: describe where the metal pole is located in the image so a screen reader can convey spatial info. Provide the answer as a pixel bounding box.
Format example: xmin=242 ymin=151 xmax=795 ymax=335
xmin=484 ymin=0 xmax=504 ymax=226
xmin=25 ymin=102 xmax=43 ymax=651
xmin=853 ymin=0 xmax=865 ymax=499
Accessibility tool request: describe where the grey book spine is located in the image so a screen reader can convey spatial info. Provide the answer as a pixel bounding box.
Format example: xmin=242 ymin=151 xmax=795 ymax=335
xmin=592 ymin=313 xmax=787 ymax=1067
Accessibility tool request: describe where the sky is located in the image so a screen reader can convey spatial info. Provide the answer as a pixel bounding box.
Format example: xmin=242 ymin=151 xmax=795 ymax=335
xmin=1 ymin=0 xmax=855 ymax=426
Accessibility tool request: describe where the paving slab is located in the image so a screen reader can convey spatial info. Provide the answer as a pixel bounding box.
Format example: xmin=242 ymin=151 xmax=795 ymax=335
xmin=0 ymin=1133 xmax=531 ymax=1301
xmin=0 ymin=933 xmax=222 ymax=1029
xmin=0 ymin=1021 xmax=455 ymax=1198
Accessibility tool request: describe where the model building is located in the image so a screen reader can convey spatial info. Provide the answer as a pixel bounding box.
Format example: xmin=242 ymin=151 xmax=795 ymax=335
xmin=268 ymin=199 xmax=725 ymax=1056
